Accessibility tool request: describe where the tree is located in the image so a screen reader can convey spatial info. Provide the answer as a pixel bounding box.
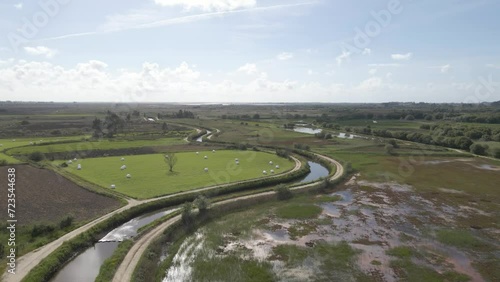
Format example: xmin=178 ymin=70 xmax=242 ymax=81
xmin=194 ymin=195 xmax=210 ymax=213
xmin=493 ymin=148 xmax=500 ymax=159
xmin=29 ymin=151 xmax=45 ymax=162
xmin=253 ymin=113 xmax=260 ymax=119
xmin=385 ymin=144 xmax=395 ymax=155
xmin=275 ymin=184 xmax=293 ymax=200
xmin=162 ymin=122 xmax=168 ymax=133
xmin=164 ymin=152 xmax=178 ymax=172
xmin=469 ymin=143 xmax=488 ymax=156
xmin=181 ymin=202 xmax=194 ymax=227
xmin=92 ymin=118 xmax=103 ymax=138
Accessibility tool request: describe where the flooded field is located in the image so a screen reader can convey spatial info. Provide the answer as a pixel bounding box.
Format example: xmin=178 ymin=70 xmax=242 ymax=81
xmin=162 ymin=170 xmax=499 ymax=281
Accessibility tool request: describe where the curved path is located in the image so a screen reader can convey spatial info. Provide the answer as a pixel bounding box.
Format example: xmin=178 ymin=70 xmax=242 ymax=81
xmin=2 ymin=154 xmax=301 ymax=282
xmin=113 ymin=152 xmax=344 ymax=282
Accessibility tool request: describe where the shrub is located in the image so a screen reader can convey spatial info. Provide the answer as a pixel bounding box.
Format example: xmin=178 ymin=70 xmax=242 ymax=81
xmin=31 ymin=224 xmax=55 ymax=238
xmin=60 ymin=162 xmax=68 ymax=168
xmin=0 ymin=159 xmax=8 ymax=166
xmin=194 ymin=195 xmax=210 ymax=213
xmin=385 ymin=144 xmax=395 ymax=155
xmin=494 ymin=149 xmax=500 ymax=159
xmin=29 ymin=151 xmax=45 ymax=162
xmin=275 ymin=184 xmax=293 ymax=201
xmin=59 ymin=215 xmax=74 ymax=229
xmin=181 ymin=202 xmax=194 ymax=227
xmin=469 ymin=143 xmax=488 ymax=156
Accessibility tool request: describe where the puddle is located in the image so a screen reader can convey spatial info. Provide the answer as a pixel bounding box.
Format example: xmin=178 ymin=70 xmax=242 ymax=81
xmin=163 ymin=233 xmax=204 ymax=282
xmin=320 ymin=203 xmax=341 ymax=217
xmin=292 ymin=127 xmax=322 ymax=135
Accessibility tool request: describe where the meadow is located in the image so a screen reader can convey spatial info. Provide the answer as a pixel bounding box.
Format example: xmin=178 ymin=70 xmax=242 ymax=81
xmin=59 ymin=150 xmax=295 ymax=199
xmin=0 ymin=136 xmax=86 ymax=164
xmin=7 ymin=136 xmax=186 ymax=155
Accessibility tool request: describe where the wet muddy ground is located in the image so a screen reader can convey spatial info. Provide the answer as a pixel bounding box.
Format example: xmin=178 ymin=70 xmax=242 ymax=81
xmin=163 ymin=170 xmax=499 ymax=281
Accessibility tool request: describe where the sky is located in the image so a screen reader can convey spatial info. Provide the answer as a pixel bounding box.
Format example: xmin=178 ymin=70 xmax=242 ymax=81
xmin=0 ymin=0 xmax=499 ymax=103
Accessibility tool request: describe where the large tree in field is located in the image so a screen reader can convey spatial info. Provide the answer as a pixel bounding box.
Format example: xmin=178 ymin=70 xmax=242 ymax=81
xmin=164 ymin=152 xmax=178 ymax=172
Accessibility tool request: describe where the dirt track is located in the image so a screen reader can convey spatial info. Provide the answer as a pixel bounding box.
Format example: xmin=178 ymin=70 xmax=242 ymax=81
xmin=2 ymin=155 xmax=302 ymax=282
xmin=112 ymin=153 xmax=343 ymax=282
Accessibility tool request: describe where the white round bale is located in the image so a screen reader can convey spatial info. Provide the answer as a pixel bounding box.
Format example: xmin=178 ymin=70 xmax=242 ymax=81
xmin=196 ymin=152 xmax=199 ymax=155
xmin=204 ymin=168 xmax=209 ymax=172
xmin=270 ymin=169 xmax=274 ymax=174
xmin=121 ymin=165 xmax=127 ymax=170
xmin=126 ymin=174 xmax=131 ymax=178
xmin=110 ymin=184 xmax=116 ymax=189
xmin=269 ymin=161 xmax=273 ymax=165
xmin=276 ymin=165 xmax=280 ymax=169
xmin=212 ymin=150 xmax=216 ymax=153
xmin=121 ymin=157 xmax=125 ymax=161
xmin=263 ymin=170 xmax=267 ymax=174
xmin=77 ymin=164 xmax=82 ymax=170
xmin=204 ymin=156 xmax=208 ymax=159
xmin=67 ymin=160 xmax=72 ymax=164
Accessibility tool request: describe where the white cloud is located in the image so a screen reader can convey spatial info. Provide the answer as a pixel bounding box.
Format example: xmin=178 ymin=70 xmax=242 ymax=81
xmin=41 ymin=2 xmax=315 ymax=42
xmin=277 ymin=52 xmax=293 ymax=61
xmin=362 ymin=48 xmax=371 ymax=55
xmin=391 ymin=52 xmax=412 ymax=61
xmin=307 ymin=69 xmax=316 ymax=75
xmin=0 ymin=58 xmax=15 ymax=65
xmin=356 ymin=77 xmax=383 ymax=91
xmin=368 ymin=68 xmax=377 ymax=75
xmin=486 ymin=64 xmax=500 ymax=69
xmin=368 ymin=63 xmax=401 ymax=67
xmin=14 ymin=3 xmax=23 ymax=10
xmin=428 ymin=64 xmax=451 ymax=73
xmin=154 ymin=0 xmax=256 ymax=12
xmin=23 ymin=46 xmax=58 ymax=58
xmin=237 ymin=63 xmax=258 ymax=75
xmin=336 ymin=51 xmax=350 ymax=66
xmin=440 ymin=64 xmax=451 ymax=73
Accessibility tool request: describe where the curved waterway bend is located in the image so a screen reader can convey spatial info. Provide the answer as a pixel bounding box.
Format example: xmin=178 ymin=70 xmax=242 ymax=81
xmin=51 ymin=208 xmax=176 ymax=282
xmin=51 ymin=161 xmax=329 ymax=282
xmin=196 ymin=130 xmax=211 ymax=142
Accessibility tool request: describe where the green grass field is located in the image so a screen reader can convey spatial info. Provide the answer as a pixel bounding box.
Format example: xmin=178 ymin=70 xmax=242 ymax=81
xmin=0 ymin=136 xmax=87 ymax=164
xmin=58 ymin=150 xmax=295 ymax=199
xmin=7 ymin=137 xmax=185 ymax=155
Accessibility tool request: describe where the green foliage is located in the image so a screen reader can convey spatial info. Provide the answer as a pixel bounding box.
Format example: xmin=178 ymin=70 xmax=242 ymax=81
xmin=29 ymin=151 xmax=45 ymax=162
xmin=469 ymin=143 xmax=489 ymax=155
xmin=31 ymin=224 xmax=56 ymax=238
xmin=494 ymin=148 xmax=500 ymax=159
xmin=59 ymin=215 xmax=74 ymax=229
xmin=164 ymin=152 xmax=178 ymax=172
xmin=275 ymin=184 xmax=293 ymax=201
xmin=194 ymin=195 xmax=210 ymax=212
xmin=385 ymin=144 xmax=395 ymax=155
xmin=0 ymin=159 xmax=8 ymax=166
xmin=275 ymin=204 xmax=322 ymax=219
xmin=181 ymin=202 xmax=194 ymax=227
xmin=386 ymin=246 xmax=414 ymax=258
xmin=436 ymin=229 xmax=487 ymax=250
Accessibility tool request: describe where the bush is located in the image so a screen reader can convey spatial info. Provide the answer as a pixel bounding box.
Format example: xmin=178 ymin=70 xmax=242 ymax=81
xmin=275 ymin=184 xmax=293 ymax=201
xmin=31 ymin=224 xmax=55 ymax=238
xmin=60 ymin=162 xmax=68 ymax=168
xmin=181 ymin=202 xmax=194 ymax=227
xmin=385 ymin=144 xmax=395 ymax=155
xmin=0 ymin=159 xmax=8 ymax=166
xmin=276 ymin=149 xmax=289 ymax=159
xmin=469 ymin=143 xmax=488 ymax=156
xmin=194 ymin=195 xmax=210 ymax=213
xmin=59 ymin=215 xmax=74 ymax=229
xmin=29 ymin=151 xmax=45 ymax=162
xmin=493 ymin=148 xmax=500 ymax=159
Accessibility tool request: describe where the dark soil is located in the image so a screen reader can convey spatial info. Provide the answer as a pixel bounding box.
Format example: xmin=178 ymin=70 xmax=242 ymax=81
xmin=0 ymin=165 xmax=121 ymax=226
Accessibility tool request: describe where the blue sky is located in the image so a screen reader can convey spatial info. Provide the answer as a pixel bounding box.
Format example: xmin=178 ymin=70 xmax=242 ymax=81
xmin=0 ymin=0 xmax=499 ymax=103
